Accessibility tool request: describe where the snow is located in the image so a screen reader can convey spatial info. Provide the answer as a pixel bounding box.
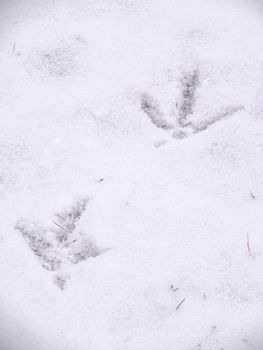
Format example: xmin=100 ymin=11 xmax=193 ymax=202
xmin=0 ymin=0 xmax=263 ymax=349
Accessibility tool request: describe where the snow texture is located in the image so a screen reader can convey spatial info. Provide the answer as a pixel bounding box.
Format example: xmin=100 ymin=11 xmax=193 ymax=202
xmin=0 ymin=0 xmax=263 ymax=349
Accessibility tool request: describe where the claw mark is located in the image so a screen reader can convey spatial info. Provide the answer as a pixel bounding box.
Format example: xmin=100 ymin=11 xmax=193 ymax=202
xmin=177 ymin=69 xmax=199 ymax=127
xmin=54 ymin=197 xmax=88 ymax=236
xmin=192 ymin=105 xmax=244 ymax=134
xmin=140 ymin=93 xmax=172 ymax=130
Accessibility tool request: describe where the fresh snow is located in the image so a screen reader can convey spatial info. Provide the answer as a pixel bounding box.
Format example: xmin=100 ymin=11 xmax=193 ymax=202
xmin=0 ymin=0 xmax=263 ymax=349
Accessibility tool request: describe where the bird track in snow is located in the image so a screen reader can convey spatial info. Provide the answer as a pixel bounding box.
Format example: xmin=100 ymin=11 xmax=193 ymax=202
xmin=140 ymin=69 xmax=244 ymax=143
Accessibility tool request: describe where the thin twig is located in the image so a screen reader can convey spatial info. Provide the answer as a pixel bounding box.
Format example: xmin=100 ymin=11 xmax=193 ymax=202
xmin=247 ymin=232 xmax=251 ymax=256
xmin=250 ymin=191 xmax=255 ymax=200
xmin=170 ymin=285 xmax=180 ymax=292
xmin=51 ymin=220 xmax=71 ymax=234
xmin=176 ymin=298 xmax=186 ymax=310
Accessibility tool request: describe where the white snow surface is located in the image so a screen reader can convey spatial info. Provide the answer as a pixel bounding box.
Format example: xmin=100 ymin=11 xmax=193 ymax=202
xmin=1 ymin=0 xmax=263 ymax=349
